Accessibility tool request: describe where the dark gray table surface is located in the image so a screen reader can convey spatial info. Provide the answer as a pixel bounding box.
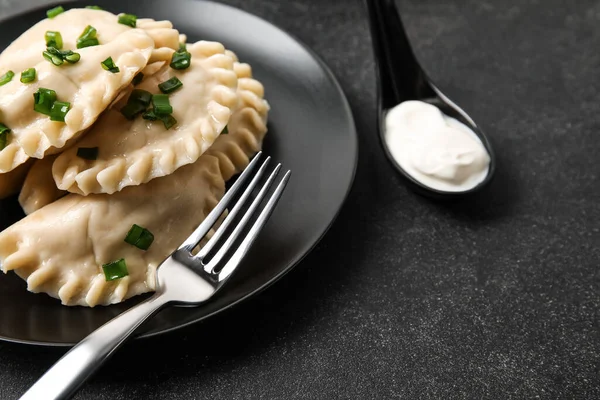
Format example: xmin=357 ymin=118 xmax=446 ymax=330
xmin=1 ymin=0 xmax=599 ymax=398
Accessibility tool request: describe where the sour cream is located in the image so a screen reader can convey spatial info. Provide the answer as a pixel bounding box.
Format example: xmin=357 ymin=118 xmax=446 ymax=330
xmin=384 ymin=100 xmax=490 ymax=192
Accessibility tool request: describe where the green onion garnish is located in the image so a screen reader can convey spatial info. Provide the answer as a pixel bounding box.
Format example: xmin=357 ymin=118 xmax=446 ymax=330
xmin=78 ymin=38 xmax=99 ymax=48
xmin=46 ymin=6 xmax=65 ymax=19
xmin=121 ymin=102 xmax=146 ymax=120
xmin=43 ymin=50 xmax=63 ymax=66
xmin=158 ymin=76 xmax=183 ymax=94
xmin=124 ymin=224 xmax=154 ymax=250
xmin=152 ymin=94 xmax=172 ymax=115
xmin=43 ymin=47 xmax=80 ymax=66
xmin=132 ymin=72 xmax=144 ymax=86
xmin=45 ymin=31 xmax=63 ymax=49
xmin=142 ymin=110 xmax=158 ymax=121
xmin=101 ymin=57 xmax=120 ymax=73
xmin=20 ymin=68 xmax=36 ymax=83
xmin=63 ymin=51 xmax=81 ymax=64
xmin=142 ymin=111 xmax=177 ymax=129
xmin=78 ymin=25 xmax=97 ymax=43
xmin=77 ymin=147 xmax=99 ymax=160
xmin=102 ymin=258 xmax=129 ymax=281
xmin=0 ymin=70 xmax=14 ymax=86
xmin=77 ymin=25 xmax=99 ymax=49
xmin=129 ymin=89 xmax=152 ymax=107
xmin=33 ymin=88 xmax=57 ymax=116
xmin=120 ymin=89 xmax=152 ymax=120
xmin=50 ymin=101 xmax=70 ymax=122
xmin=222 ymin=125 xmax=229 ymax=134
xmin=85 ymin=5 xmax=103 ymax=10
xmin=118 ymin=13 xmax=137 ymax=28
xmin=160 ymin=114 xmax=177 ymax=129
xmin=0 ymin=123 xmax=10 ymax=151
xmin=170 ymin=50 xmax=191 ymax=70
xmin=144 ymin=94 xmax=177 ymax=129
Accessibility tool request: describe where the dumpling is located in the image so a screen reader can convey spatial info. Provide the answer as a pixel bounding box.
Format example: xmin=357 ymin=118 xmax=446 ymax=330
xmin=0 ymin=160 xmax=33 ymax=199
xmin=52 ymin=41 xmax=239 ymax=195
xmin=208 ymin=51 xmax=270 ymax=180
xmin=2 ymin=157 xmax=225 ymax=307
xmin=14 ymin=59 xmax=173 ymax=205
xmin=0 ymin=8 xmax=180 ymax=72
xmin=0 ymin=29 xmax=155 ymax=173
xmin=18 ymin=155 xmax=63 ymax=214
xmin=0 ymin=53 xmax=269 ymax=306
xmin=0 ymin=9 xmax=181 ymax=174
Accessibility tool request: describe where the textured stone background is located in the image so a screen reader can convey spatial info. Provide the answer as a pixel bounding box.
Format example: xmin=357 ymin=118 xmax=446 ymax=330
xmin=1 ymin=0 xmax=599 ymax=399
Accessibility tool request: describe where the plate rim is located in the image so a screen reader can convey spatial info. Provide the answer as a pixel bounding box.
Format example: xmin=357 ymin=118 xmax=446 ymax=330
xmin=0 ymin=0 xmax=359 ymax=347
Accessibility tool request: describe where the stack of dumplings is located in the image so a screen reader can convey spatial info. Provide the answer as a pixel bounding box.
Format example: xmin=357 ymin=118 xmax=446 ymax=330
xmin=0 ymin=7 xmax=270 ymax=307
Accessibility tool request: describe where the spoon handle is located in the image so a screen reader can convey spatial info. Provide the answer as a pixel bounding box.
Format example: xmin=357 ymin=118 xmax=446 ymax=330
xmin=364 ymin=0 xmax=434 ymax=108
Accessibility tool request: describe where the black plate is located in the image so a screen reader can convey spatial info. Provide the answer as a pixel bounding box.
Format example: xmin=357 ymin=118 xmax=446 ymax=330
xmin=0 ymin=0 xmax=357 ymax=346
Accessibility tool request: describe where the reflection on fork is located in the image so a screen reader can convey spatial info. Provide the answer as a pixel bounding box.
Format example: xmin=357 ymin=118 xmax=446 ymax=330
xmin=21 ymin=152 xmax=291 ymax=400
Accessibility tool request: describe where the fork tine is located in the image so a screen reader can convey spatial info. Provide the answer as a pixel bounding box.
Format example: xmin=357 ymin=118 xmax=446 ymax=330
xmin=179 ymin=152 xmax=265 ymax=252
xmin=197 ymin=156 xmax=272 ymax=259
xmin=204 ymin=163 xmax=282 ymax=273
xmin=217 ymin=170 xmax=291 ymax=282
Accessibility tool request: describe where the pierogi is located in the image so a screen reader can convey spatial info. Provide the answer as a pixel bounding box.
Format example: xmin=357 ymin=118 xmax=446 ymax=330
xmin=0 ymin=48 xmax=269 ymax=306
xmin=52 ymin=41 xmax=239 ymax=195
xmin=0 ymin=9 xmax=180 ymax=173
xmin=0 ymin=160 xmax=33 ymax=199
xmin=0 ymin=9 xmax=179 ymax=71
xmin=18 ymin=155 xmax=62 ymax=215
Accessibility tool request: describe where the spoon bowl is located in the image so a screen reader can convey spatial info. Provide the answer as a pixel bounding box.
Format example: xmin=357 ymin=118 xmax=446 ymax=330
xmin=365 ymin=0 xmax=496 ymax=200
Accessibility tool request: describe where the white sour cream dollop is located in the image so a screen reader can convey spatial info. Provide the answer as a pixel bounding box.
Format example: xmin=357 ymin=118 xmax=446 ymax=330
xmin=384 ymin=100 xmax=490 ymax=192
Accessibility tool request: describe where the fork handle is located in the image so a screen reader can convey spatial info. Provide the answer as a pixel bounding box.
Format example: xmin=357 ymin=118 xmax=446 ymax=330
xmin=20 ymin=293 xmax=170 ymax=400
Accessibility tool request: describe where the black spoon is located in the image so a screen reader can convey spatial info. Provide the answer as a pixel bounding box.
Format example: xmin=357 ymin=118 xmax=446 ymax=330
xmin=365 ymin=0 xmax=496 ymax=199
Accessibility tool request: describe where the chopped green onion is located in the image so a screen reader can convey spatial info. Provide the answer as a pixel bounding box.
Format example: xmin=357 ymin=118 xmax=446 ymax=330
xmin=85 ymin=5 xmax=103 ymax=10
xmin=118 ymin=13 xmax=137 ymax=28
xmin=46 ymin=6 xmax=64 ymax=19
xmin=143 ymin=93 xmax=177 ymax=129
xmin=160 ymin=114 xmax=177 ymax=129
xmin=120 ymin=89 xmax=152 ymax=120
xmin=158 ymin=76 xmax=183 ymax=94
xmin=222 ymin=125 xmax=229 ymax=134
xmin=102 ymin=258 xmax=129 ymax=281
xmin=142 ymin=110 xmax=158 ymax=121
xmin=78 ymin=38 xmax=99 ymax=48
xmin=132 ymin=72 xmax=144 ymax=86
xmin=45 ymin=31 xmax=63 ymax=49
xmin=152 ymin=94 xmax=172 ymax=115
xmin=77 ymin=147 xmax=99 ymax=160
xmin=101 ymin=57 xmax=120 ymax=73
xmin=50 ymin=101 xmax=70 ymax=122
xmin=33 ymin=88 xmax=57 ymax=116
xmin=0 ymin=123 xmax=10 ymax=151
xmin=79 ymin=25 xmax=97 ymax=39
xmin=121 ymin=102 xmax=146 ymax=120
xmin=43 ymin=50 xmax=63 ymax=66
xmin=129 ymin=89 xmax=153 ymax=107
xmin=142 ymin=111 xmax=177 ymax=129
xmin=20 ymin=68 xmax=36 ymax=83
xmin=43 ymin=47 xmax=80 ymax=65
xmin=170 ymin=50 xmax=191 ymax=70
xmin=63 ymin=51 xmax=80 ymax=64
xmin=0 ymin=70 xmax=14 ymax=86
xmin=77 ymin=25 xmax=98 ymax=49
xmin=124 ymin=224 xmax=154 ymax=250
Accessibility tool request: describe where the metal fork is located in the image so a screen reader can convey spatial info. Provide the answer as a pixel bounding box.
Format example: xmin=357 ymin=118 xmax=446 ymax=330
xmin=20 ymin=152 xmax=291 ymax=400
